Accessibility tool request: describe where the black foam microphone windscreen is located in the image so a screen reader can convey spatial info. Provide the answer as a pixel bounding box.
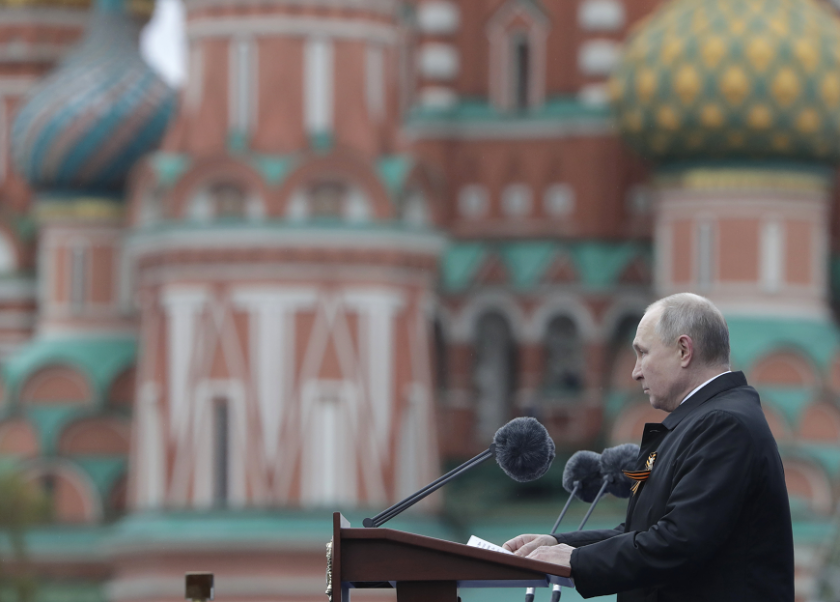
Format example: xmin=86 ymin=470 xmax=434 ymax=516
xmin=493 ymin=417 xmax=556 ymax=482
xmin=562 ymin=450 xmax=603 ymax=503
xmin=600 ymin=443 xmax=640 ymax=499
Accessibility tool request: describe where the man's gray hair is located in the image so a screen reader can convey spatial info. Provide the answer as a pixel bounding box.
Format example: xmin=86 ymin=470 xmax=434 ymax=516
xmin=647 ymin=293 xmax=730 ymax=366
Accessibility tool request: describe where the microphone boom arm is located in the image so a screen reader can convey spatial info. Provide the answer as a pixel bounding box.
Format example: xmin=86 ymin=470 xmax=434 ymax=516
xmin=577 ymin=478 xmax=609 ymax=531
xmin=363 ymin=445 xmax=496 ymax=528
xmin=551 ymin=481 xmax=579 ymax=535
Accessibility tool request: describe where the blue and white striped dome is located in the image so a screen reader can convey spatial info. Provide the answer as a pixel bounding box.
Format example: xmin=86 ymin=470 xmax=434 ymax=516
xmin=11 ymin=0 xmax=175 ymax=195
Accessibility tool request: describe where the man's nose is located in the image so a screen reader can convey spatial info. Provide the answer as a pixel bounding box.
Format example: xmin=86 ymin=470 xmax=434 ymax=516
xmin=632 ymin=360 xmax=643 ymax=381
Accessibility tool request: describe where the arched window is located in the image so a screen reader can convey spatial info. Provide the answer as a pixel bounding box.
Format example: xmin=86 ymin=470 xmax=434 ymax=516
xmin=209 ymin=183 xmax=247 ymax=219
xmin=433 ymin=319 xmax=448 ymax=398
xmin=511 ymin=32 xmax=530 ymax=110
xmin=287 ymin=180 xmax=372 ymax=223
xmin=189 ymin=181 xmax=262 ymax=222
xmin=402 ymin=189 xmax=428 ymax=227
xmin=213 ymin=396 xmax=230 ymax=506
xmin=69 ymin=240 xmax=89 ymax=315
xmin=542 ymin=316 xmax=583 ymax=397
xmin=473 ymin=312 xmax=517 ymax=440
xmin=310 ymin=181 xmax=346 ymax=219
xmin=487 ymin=0 xmax=548 ymax=110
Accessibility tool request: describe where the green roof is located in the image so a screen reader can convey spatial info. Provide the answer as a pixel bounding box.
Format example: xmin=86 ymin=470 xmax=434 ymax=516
xmin=377 ymin=155 xmax=414 ymax=197
xmin=441 ymin=243 xmax=487 ymax=292
xmin=0 ymin=525 xmax=109 ymax=560
xmin=148 ymin=153 xmax=190 ymax=187
xmin=23 ymin=406 xmax=90 ymax=455
xmin=727 ymin=316 xmax=840 ymax=371
xmin=3 ymin=337 xmax=137 ymax=406
xmin=795 ymin=444 xmax=840 ymax=478
xmin=499 ymin=242 xmax=556 ymax=291
xmin=251 ymin=155 xmax=297 ymax=186
xmin=406 ymin=96 xmax=611 ymax=124
xmin=73 ymin=457 xmax=126 ymax=497
xmin=440 ymin=241 xmax=651 ymax=293
xmin=0 ymin=582 xmax=105 ymax=602
xmin=757 ymin=387 xmax=815 ymax=426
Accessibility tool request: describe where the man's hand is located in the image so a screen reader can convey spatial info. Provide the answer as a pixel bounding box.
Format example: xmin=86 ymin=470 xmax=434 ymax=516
xmin=527 ymin=543 xmax=575 ymax=569
xmin=503 ymin=534 xmax=558 ymax=557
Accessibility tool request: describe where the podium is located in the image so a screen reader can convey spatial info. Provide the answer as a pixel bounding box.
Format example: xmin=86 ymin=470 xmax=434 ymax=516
xmin=328 ymin=512 xmax=573 ymax=602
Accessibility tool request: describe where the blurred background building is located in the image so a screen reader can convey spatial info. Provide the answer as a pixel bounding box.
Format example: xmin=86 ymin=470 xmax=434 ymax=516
xmin=3 ymin=0 xmax=840 ymax=599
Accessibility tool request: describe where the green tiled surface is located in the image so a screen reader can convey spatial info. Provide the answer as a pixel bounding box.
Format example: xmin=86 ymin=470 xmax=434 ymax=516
xmin=377 ymin=155 xmax=414 ymax=197
xmin=407 ymin=96 xmax=611 ymax=123
xmin=441 ymin=241 xmax=651 ymax=293
xmin=2 ymin=336 xmax=136 ymax=405
xmin=727 ymin=317 xmax=840 ymax=372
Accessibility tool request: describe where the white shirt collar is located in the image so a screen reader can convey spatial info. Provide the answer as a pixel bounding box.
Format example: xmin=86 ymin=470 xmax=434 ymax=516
xmin=679 ymin=371 xmax=731 ymax=406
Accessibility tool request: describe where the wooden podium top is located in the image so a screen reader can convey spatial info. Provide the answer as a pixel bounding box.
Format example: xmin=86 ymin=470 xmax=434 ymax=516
xmin=330 ymin=512 xmax=572 ymax=602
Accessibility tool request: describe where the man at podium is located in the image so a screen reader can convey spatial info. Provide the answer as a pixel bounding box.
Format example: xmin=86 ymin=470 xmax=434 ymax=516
xmin=504 ymin=293 xmax=794 ymax=601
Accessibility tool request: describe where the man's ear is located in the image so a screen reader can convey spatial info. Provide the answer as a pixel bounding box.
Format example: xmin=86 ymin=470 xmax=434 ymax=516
xmin=677 ymin=334 xmax=694 ymax=368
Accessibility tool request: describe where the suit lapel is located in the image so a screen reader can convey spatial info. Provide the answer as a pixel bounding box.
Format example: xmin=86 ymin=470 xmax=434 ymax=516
xmin=625 ymin=422 xmax=669 ymax=524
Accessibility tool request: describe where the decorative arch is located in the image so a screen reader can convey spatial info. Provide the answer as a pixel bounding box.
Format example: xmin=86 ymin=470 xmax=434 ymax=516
xmin=763 ymin=405 xmax=792 ymax=442
xmin=107 ymin=366 xmax=136 ymax=410
xmin=486 ymin=0 xmax=549 ymax=110
xmin=610 ymin=400 xmax=669 ymax=444
xmin=57 ymin=417 xmax=130 ymax=455
xmin=540 ymin=314 xmax=584 ymax=396
xmin=0 ymin=418 xmax=39 ymax=456
xmin=798 ymin=402 xmax=840 ymax=443
xmin=450 ymin=291 xmax=527 ymax=343
xmin=750 ymin=350 xmax=818 ymax=387
xmin=166 ymin=155 xmax=271 ymax=220
xmin=272 ymin=150 xmax=394 ymax=221
xmin=23 ymin=462 xmax=101 ymax=523
xmin=599 ymin=295 xmax=650 ymax=343
xmin=526 ymin=295 xmax=598 ymax=342
xmin=782 ymin=458 xmax=832 ymax=515
xmin=20 ymin=365 xmax=93 ymax=405
xmin=400 ymin=161 xmax=446 ymax=226
xmin=472 ymin=310 xmax=518 ymax=441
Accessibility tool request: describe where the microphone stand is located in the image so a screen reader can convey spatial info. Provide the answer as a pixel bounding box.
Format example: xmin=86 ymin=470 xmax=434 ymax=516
xmin=526 ymin=477 xmax=611 ymax=602
xmin=363 ymin=445 xmax=495 ymax=528
xmin=550 ymin=481 xmax=580 ymax=535
xmin=577 ymin=477 xmax=609 ymax=530
xmin=523 ymin=480 xmax=581 ymax=602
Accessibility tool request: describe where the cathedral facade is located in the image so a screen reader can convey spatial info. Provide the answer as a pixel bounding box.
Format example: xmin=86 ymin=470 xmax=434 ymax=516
xmin=3 ymin=0 xmax=840 ymax=599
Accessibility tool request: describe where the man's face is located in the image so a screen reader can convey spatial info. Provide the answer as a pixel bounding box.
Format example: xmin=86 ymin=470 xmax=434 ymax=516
xmin=632 ymin=309 xmax=686 ymax=412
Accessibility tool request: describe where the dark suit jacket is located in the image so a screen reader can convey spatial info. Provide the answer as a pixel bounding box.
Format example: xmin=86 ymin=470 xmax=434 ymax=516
xmin=554 ymin=372 xmax=794 ymax=601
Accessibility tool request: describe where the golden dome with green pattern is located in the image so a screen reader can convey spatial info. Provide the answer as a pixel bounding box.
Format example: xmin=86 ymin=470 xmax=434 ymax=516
xmin=610 ymin=0 xmax=840 ymax=163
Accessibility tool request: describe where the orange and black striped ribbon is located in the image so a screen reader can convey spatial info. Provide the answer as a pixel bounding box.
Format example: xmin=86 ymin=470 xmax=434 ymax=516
xmin=623 ymin=452 xmax=657 ymax=494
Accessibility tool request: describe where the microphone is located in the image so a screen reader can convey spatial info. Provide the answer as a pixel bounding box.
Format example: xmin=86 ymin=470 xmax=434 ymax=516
xmin=541 ymin=445 xmax=639 ymax=602
xmin=575 ymin=443 xmax=639 ymax=531
xmin=363 ymin=417 xmax=555 ymax=527
xmin=494 ymin=416 xmax=557 ymax=482
xmin=600 ymin=443 xmax=639 ymax=499
xmin=525 ymin=451 xmax=603 ymax=602
xmin=550 ymin=451 xmax=603 ymax=534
